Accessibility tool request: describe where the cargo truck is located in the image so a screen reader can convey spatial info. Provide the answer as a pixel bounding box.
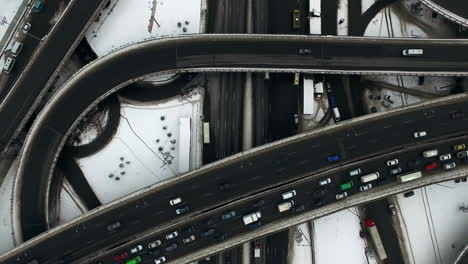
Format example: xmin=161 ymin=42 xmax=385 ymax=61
xmin=365 ymin=218 xmax=387 ymax=261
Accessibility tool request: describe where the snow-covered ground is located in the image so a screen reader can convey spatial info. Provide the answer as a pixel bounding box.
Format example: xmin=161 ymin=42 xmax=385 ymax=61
xmin=85 ymin=0 xmax=207 ymax=56
xmin=0 ymin=0 xmax=24 ymax=49
xmin=56 ymin=180 xmax=87 ymax=225
xmin=0 ymin=159 xmax=18 ymax=254
xmin=312 ymin=207 xmax=377 ymax=264
xmin=77 ymin=88 xmax=204 ymax=203
xmin=361 ymin=0 xmax=457 ymax=113
xmin=290 ymin=223 xmax=313 ymax=264
xmin=395 ymin=180 xmax=468 ymax=264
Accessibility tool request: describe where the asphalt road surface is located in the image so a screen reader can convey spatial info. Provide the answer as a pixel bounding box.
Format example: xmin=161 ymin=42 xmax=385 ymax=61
xmin=364 ymin=199 xmax=405 ymax=264
xmin=0 ymin=0 xmax=107 ymax=154
xmin=8 ymin=90 xmax=468 ymax=264
xmin=429 ymin=0 xmax=468 ymax=21
xmin=78 ymin=134 xmax=468 ymax=264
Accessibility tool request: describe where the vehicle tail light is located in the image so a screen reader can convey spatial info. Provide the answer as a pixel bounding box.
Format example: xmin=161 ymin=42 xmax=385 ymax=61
xmin=425 ymin=162 xmax=437 ymax=171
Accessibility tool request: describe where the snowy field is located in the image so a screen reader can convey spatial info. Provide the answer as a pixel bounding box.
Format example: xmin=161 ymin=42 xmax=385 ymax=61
xmin=396 ymin=180 xmax=468 ymax=264
xmin=56 ymin=180 xmax=87 ymax=225
xmin=85 ymin=0 xmax=207 ymax=56
xmin=290 ymin=223 xmax=313 ymax=264
xmin=312 ymin=207 xmax=377 ymax=264
xmin=361 ymin=0 xmax=457 ymax=113
xmin=0 ymin=159 xmax=17 ymax=254
xmin=77 ymin=88 xmax=204 ymax=203
xmin=0 ymin=0 xmax=23 ymax=48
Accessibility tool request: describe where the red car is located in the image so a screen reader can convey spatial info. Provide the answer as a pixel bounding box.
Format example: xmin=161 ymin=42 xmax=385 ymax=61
xmin=114 ymin=252 xmax=128 ymax=261
xmin=425 ymin=162 xmax=437 ymax=171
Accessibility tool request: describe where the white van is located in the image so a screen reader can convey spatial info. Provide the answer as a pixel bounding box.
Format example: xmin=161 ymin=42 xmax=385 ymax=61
xmin=3 ymin=57 xmax=16 ymax=73
xmin=11 ymin=41 xmax=23 ymax=57
xmin=360 ymin=172 xmax=380 ymax=183
xmin=422 ymin=149 xmax=438 ymax=158
xmin=282 ymin=190 xmax=296 ymax=200
xmin=402 ymin=49 xmax=423 ymax=56
xmin=332 ymin=107 xmax=341 ymax=122
xmin=277 ymin=201 xmax=294 ymax=212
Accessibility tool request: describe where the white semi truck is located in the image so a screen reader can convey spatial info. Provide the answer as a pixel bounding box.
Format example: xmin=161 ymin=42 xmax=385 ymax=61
xmin=365 ymin=218 xmax=388 ymax=261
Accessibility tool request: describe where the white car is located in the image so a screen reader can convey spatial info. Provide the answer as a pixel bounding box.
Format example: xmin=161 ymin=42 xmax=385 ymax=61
xmin=439 ymin=154 xmax=452 ymax=161
xmin=130 ymin=245 xmax=143 ymax=254
xmin=155 ymin=256 xmax=166 ymax=264
xmin=169 ymin=197 xmax=182 ymax=206
xmin=22 ymin=23 xmax=31 ymax=33
xmin=413 ymin=131 xmax=427 ymax=138
xmin=348 ymin=168 xmax=361 ymax=177
xmin=165 ymin=231 xmax=178 ymax=240
xmin=402 ymin=49 xmax=423 ymax=56
xmin=319 ymin=178 xmax=331 ymax=186
xmin=148 ymin=240 xmax=162 ymax=248
xmin=282 ymin=190 xmax=296 ymax=200
xmin=444 ymin=162 xmax=456 ymax=170
xmin=359 ymin=183 xmax=373 ymax=192
xmin=422 ymin=149 xmax=438 ymax=158
xmin=386 ymin=159 xmax=398 ymax=166
xmin=182 ymin=235 xmax=196 ymax=244
xmin=336 ymin=192 xmax=348 ymax=200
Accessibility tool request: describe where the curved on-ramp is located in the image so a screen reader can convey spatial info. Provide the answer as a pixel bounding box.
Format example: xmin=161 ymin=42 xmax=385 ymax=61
xmin=9 ymin=34 xmax=468 ymax=249
xmin=420 ymin=0 xmax=468 ymax=26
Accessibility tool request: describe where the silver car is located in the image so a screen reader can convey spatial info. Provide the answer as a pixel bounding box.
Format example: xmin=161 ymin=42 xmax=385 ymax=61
xmin=148 ymin=240 xmax=162 ymax=249
xmin=165 ymin=231 xmax=178 ymax=240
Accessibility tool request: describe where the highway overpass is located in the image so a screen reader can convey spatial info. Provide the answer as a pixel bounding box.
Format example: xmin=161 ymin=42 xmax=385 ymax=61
xmin=6 ymin=35 xmax=468 ymax=263
xmin=1 ymin=34 xmax=468 ymax=158
xmin=5 ymin=130 xmax=468 ymax=264
xmin=0 ymin=0 xmax=107 ymax=155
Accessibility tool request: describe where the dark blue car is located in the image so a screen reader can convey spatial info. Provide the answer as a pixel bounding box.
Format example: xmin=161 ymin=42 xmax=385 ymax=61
xmin=327 ymin=154 xmax=340 ymax=163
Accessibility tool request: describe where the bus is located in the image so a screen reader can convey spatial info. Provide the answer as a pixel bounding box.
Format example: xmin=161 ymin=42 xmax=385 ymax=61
xmin=203 ymin=122 xmax=210 ymax=143
xmin=303 ymin=77 xmax=315 ymax=115
xmin=309 ymin=0 xmax=321 ymax=34
xmin=365 ymin=218 xmax=388 ymax=261
xmin=398 ymin=171 xmax=422 ymax=183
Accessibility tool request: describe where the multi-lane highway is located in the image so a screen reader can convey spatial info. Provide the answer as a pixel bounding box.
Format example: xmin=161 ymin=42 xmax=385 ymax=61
xmin=13 ymin=34 xmax=468 ymax=241
xmin=6 ymin=129 xmax=468 ymax=264
xmin=0 ymin=0 xmax=107 ymax=154
xmin=91 ymin=134 xmax=468 ymax=264
xmin=2 ymin=34 xmax=468 ymax=155
xmin=5 ymin=35 xmax=468 ymax=263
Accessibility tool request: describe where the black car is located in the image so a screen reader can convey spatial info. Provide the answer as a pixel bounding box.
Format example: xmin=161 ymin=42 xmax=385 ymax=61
xmin=403 ymin=191 xmax=415 ymax=198
xmin=165 ymin=243 xmax=178 ymax=252
xmin=253 ymin=199 xmax=265 ymax=208
xmin=205 ymin=217 xmax=220 ymax=227
xmin=175 ymin=205 xmax=190 ymax=215
xmin=292 ymin=205 xmax=305 ymax=213
xmin=219 ymin=183 xmax=231 ymax=191
xmin=201 ymin=228 xmax=215 ymax=237
xmin=182 ymin=225 xmax=197 ymax=234
xmin=449 ymin=111 xmax=464 ymax=120
xmin=313 ymin=189 xmax=326 ymax=199
xmin=418 ymin=76 xmax=424 ymax=85
xmin=215 ymin=233 xmax=227 ymax=241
